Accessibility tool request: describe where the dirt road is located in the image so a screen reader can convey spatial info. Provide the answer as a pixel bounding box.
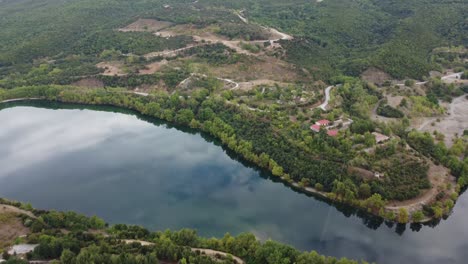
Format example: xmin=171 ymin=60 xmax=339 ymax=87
xmin=121 ymin=240 xmax=245 ymax=264
xmin=1 ymin=98 xmax=42 ymax=103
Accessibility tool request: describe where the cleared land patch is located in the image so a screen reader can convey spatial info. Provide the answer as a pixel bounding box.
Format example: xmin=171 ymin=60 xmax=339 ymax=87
xmin=417 ymin=95 xmax=468 ymax=146
xmin=96 ymin=61 xmax=127 ymax=76
xmin=119 ymin=19 xmax=173 ymax=32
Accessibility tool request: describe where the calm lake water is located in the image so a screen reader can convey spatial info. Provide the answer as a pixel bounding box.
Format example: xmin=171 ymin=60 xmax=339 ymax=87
xmin=1 ymin=101 xmax=467 ymax=264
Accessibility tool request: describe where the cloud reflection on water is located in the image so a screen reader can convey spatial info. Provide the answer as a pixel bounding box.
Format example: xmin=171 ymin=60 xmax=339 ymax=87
xmin=1 ymin=105 xmax=468 ymax=264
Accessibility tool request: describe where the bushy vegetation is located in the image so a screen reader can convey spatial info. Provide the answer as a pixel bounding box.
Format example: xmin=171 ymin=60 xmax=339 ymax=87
xmin=376 ymin=101 xmax=404 ymax=118
xmin=0 ymin=200 xmax=366 ymax=264
xmin=0 ymin=0 xmax=465 ymax=83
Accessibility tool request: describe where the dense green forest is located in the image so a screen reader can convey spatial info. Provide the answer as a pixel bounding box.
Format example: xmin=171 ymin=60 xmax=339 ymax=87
xmin=0 ymin=199 xmax=366 ymax=264
xmin=0 ymin=0 xmax=466 ymax=82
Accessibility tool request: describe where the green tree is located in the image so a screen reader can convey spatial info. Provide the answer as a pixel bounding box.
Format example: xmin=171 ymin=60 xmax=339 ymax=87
xmin=397 ymin=208 xmax=409 ymax=223
xmin=60 ymin=249 xmax=76 ymax=264
xmin=411 ymin=211 xmax=424 ymax=222
xmin=358 ymin=183 xmax=371 ymax=199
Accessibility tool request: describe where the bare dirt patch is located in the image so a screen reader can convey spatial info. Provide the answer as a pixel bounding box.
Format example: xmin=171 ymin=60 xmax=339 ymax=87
xmin=361 ymin=67 xmax=391 ymax=86
xmin=138 ymin=60 xmax=168 ymax=75
xmin=416 ymin=95 xmax=467 ymax=146
xmin=210 ymin=56 xmax=299 ymax=83
xmin=236 ymin=79 xmax=291 ymax=91
xmin=96 ymin=62 xmax=127 ymax=76
xmin=119 ymin=19 xmax=173 ymax=32
xmin=0 ymin=209 xmax=31 ymax=249
xmin=386 ymin=95 xmax=404 ymax=108
xmin=155 ymin=24 xmax=288 ymax=56
xmin=71 ymin=78 xmax=104 ymax=88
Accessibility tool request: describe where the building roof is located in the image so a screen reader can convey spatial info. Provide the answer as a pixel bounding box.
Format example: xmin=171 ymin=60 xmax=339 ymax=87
xmin=327 ymin=129 xmax=339 ymax=137
xmin=8 ymin=244 xmax=38 ymax=255
xmin=372 ymin=132 xmax=390 ymax=143
xmin=316 ymin=119 xmax=330 ymax=126
xmin=310 ymin=124 xmax=321 ymax=132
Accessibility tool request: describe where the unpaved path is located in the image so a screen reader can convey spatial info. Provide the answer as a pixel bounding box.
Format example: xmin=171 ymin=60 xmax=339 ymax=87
xmin=1 ymin=98 xmax=42 ymax=104
xmin=121 ymin=240 xmax=244 ymax=264
xmin=178 ymin=73 xmax=239 ymax=89
xmin=192 ymin=248 xmax=245 ymax=264
xmin=396 ymin=72 xmax=463 ymax=87
xmin=144 ymin=44 xmax=203 ymax=59
xmin=123 ymin=239 xmax=154 ymax=246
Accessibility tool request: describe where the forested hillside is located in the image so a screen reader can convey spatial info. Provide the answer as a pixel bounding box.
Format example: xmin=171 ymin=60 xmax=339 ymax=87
xmin=0 ymin=0 xmax=467 ymax=235
xmin=0 ymin=0 xmax=466 ymax=80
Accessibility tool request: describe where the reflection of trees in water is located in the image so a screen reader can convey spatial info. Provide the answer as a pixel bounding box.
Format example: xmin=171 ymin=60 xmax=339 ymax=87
xmin=3 ymin=100 xmax=454 ymax=236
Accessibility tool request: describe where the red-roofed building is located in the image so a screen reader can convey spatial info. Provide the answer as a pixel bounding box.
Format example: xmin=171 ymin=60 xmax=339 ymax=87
xmin=316 ymin=119 xmax=330 ymax=126
xmin=327 ymin=130 xmax=339 ymax=137
xmin=310 ymin=124 xmax=321 ymax=132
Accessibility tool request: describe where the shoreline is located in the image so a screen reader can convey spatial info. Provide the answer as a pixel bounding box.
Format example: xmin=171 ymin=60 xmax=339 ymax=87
xmin=0 ymin=96 xmax=451 ymax=224
xmin=1 ymin=98 xmax=42 ymax=103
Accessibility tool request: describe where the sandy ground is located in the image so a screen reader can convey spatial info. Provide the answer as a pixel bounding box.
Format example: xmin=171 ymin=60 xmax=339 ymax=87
xmin=416 ymin=95 xmax=467 ymax=146
xmin=119 ymin=19 xmax=173 ymax=32
xmin=96 ymin=62 xmax=126 ymax=76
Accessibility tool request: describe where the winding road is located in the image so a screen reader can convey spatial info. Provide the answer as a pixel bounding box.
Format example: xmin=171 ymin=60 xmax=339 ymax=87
xmin=396 ymin=72 xmax=463 ymax=87
xmin=317 ymin=86 xmax=334 ymax=111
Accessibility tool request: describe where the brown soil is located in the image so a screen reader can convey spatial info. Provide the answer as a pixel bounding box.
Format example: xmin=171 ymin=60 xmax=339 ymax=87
xmin=138 ymin=60 xmax=168 ymax=75
xmin=96 ymin=62 xmax=127 ymax=76
xmin=119 ymin=19 xmax=173 ymax=32
xmin=236 ymin=79 xmax=290 ymax=91
xmin=210 ymin=56 xmax=299 ymax=83
xmin=386 ymin=95 xmax=404 ymax=108
xmin=0 ymin=207 xmax=32 ymax=249
xmin=361 ymin=67 xmax=391 ymax=86
xmin=71 ymin=78 xmax=104 ymax=88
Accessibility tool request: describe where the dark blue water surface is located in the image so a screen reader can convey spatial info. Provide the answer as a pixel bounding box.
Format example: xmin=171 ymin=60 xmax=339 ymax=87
xmin=1 ymin=101 xmax=467 ymax=264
